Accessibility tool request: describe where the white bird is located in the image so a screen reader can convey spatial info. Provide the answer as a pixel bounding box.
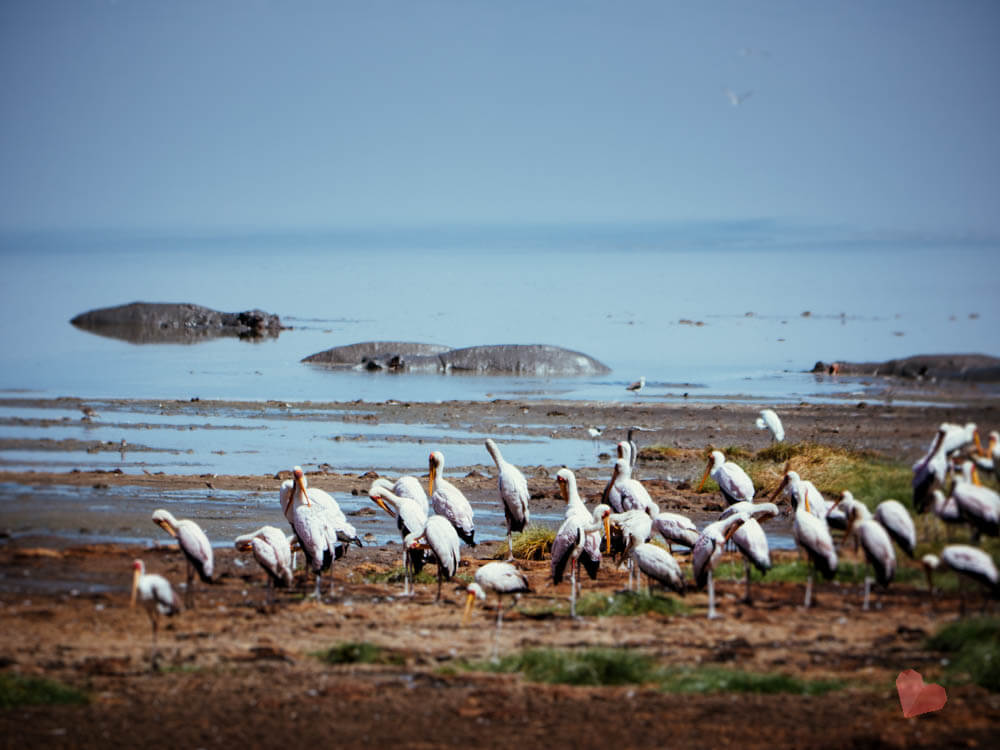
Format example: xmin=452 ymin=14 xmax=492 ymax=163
xmin=485 ymin=439 xmax=531 ymax=561
xmin=844 ymin=503 xmax=896 ymax=610
xmin=288 ymin=499 xmax=338 ymax=600
xmin=771 ymin=470 xmax=840 ymax=526
xmin=369 ymin=482 xmax=430 ymax=595
xmin=755 ymin=409 xmax=785 ymax=442
xmin=609 ymin=508 xmax=654 ymax=591
xmin=552 ymin=504 xmax=612 ymax=618
xmin=912 ymin=427 xmax=949 ymax=513
xmin=609 ymin=458 xmax=657 ymax=515
xmin=791 ymin=488 xmax=838 ymax=608
xmin=939 ymin=422 xmax=980 ymax=458
xmin=587 ymin=426 xmax=603 ymax=448
xmin=405 ymin=515 xmax=461 ymax=602
xmin=631 ymin=543 xmax=686 ymax=595
xmin=731 ymin=513 xmax=772 ymax=604
xmin=371 ymin=475 xmax=430 ymax=517
xmin=692 ymin=514 xmax=747 ymax=619
xmin=428 ymin=451 xmax=476 ymax=546
xmin=130 ymin=559 xmax=181 ymax=668
xmin=719 ymin=501 xmax=780 ymax=524
xmin=626 ymin=376 xmax=645 ymax=394
xmin=651 ymin=511 xmax=699 ymax=552
xmin=627 ymin=427 xmax=640 ymax=477
xmin=555 ymin=468 xmax=604 ymax=578
xmin=931 ymin=488 xmax=963 ymax=527
xmin=281 ymin=466 xmax=361 ymax=551
xmin=874 ymin=499 xmax=917 ymax=559
xmin=601 ymin=442 xmax=632 ymax=513
xmin=922 ymin=546 xmax=1000 ymax=607
xmin=950 ymin=461 xmax=1000 ymax=540
xmin=698 ymin=450 xmax=754 ymax=506
xmin=970 ymin=430 xmax=999 ymax=481
xmin=462 ymin=561 xmax=531 ymax=630
xmin=151 ymin=509 xmax=213 ymax=608
xmin=234 ymin=526 xmax=293 ymax=607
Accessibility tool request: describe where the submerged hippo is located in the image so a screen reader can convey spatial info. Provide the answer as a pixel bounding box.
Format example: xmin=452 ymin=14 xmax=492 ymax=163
xmin=303 ymin=342 xmax=611 ymax=376
xmin=71 ymin=302 xmax=284 ymax=344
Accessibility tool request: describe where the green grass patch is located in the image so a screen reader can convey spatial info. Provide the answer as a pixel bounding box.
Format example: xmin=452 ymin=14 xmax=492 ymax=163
xmin=457 ymin=647 xmax=846 ymax=694
xmin=575 ymin=591 xmax=689 ymax=617
xmin=747 ymin=441 xmax=912 ymax=509
xmin=496 ymin=524 xmax=557 ymax=561
xmin=0 ymin=673 xmax=88 ymax=709
xmin=658 ymin=666 xmax=845 ymax=695
xmin=474 ymin=648 xmax=660 ymax=686
xmin=363 ymin=566 xmax=438 ymax=585
xmin=715 ymin=557 xmax=928 ymax=587
xmin=927 ymin=617 xmax=1000 ymax=692
xmin=314 ymin=641 xmax=405 ymax=666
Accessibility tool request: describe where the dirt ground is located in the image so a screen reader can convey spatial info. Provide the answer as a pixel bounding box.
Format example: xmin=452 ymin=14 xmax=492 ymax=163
xmin=2 ymin=393 xmax=1000 ymax=748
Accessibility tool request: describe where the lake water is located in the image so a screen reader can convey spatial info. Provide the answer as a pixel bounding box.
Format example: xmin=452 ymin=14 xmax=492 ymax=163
xmin=0 ymin=222 xmax=995 ymax=548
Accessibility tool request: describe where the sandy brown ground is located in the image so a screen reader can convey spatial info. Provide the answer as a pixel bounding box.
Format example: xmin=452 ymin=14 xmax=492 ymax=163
xmin=2 ymin=394 xmax=1000 ymax=748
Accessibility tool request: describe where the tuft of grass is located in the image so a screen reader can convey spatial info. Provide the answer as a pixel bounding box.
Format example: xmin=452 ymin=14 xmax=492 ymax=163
xmin=363 ymin=565 xmax=439 ymax=585
xmin=498 ymin=524 xmax=557 ymax=561
xmin=748 ymin=442 xmax=913 ymax=510
xmin=641 ymin=445 xmax=689 ymax=461
xmin=927 ymin=617 xmax=1000 ymax=692
xmin=658 ymin=666 xmax=844 ymax=695
xmin=458 ymin=647 xmax=846 ymax=694
xmin=714 ymin=557 xmax=927 ymax=587
xmin=477 ymin=648 xmax=660 ymax=686
xmin=0 ymin=673 xmax=89 ymax=709
xmin=576 ymin=591 xmax=689 ymax=617
xmin=315 ymin=641 xmax=404 ymax=666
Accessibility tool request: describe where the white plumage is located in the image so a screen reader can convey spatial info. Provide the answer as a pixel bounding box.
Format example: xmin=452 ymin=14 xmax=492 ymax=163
xmin=698 ymin=450 xmax=754 ymax=505
xmin=556 ymin=468 xmax=604 ymax=575
xmin=552 ymin=501 xmax=611 ymax=618
xmin=609 ymin=458 xmax=657 ymax=515
xmin=791 ymin=488 xmax=838 ymax=608
xmin=731 ymin=514 xmax=771 ymax=603
xmin=922 ymin=545 xmax=1000 ymax=600
xmin=692 ymin=514 xmax=747 ymax=619
xmin=485 ymin=438 xmax=530 ymax=560
xmin=631 ymin=543 xmax=685 ymax=595
xmin=652 ymin=511 xmax=699 ymax=551
xmin=844 ymin=504 xmax=896 ymax=610
xmin=874 ymin=499 xmax=916 ymax=558
xmin=463 ymin=561 xmax=531 ymax=629
xmin=406 ymin=515 xmax=461 ymax=601
xmin=371 ymin=475 xmax=430 ymax=517
xmin=130 ymin=559 xmax=181 ymax=667
xmin=912 ymin=427 xmax=949 ymax=512
xmin=369 ymin=481 xmax=430 ymax=596
xmin=281 ymin=466 xmax=361 ymax=549
xmin=601 ymin=442 xmax=632 ymax=513
xmin=428 ymin=451 xmax=476 ymax=546
xmin=151 ymin=508 xmax=213 ymax=608
xmin=755 ymin=408 xmax=785 ymax=442
xmin=234 ymin=525 xmax=293 ymax=606
xmin=626 ymin=376 xmax=645 ymax=393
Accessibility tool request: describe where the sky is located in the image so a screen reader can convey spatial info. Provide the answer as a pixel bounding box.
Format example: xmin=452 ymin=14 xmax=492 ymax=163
xmin=1 ymin=0 xmax=999 ymax=236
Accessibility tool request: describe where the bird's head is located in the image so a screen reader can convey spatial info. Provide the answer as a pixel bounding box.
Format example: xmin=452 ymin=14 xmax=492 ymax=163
xmin=696 ymin=451 xmax=723 ymax=492
xmin=293 ymin=466 xmax=311 ymax=505
xmin=368 ymin=487 xmax=396 ymax=519
xmin=461 ymin=582 xmax=486 ymax=626
xmin=428 ymin=451 xmax=443 ymax=495
xmin=151 ymin=509 xmax=177 ymax=537
xmin=555 ymin=468 xmax=574 ymax=502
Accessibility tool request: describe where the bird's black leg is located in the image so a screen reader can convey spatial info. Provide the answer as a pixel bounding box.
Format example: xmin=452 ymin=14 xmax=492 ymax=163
xmin=186 ymin=560 xmax=194 ymax=609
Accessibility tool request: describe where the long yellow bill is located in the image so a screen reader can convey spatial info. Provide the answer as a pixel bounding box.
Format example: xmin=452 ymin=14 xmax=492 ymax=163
xmin=803 ymin=488 xmax=811 ymax=515
xmin=130 ymin=569 xmax=140 ymax=607
xmin=428 ymin=465 xmax=436 ymax=498
xmin=370 ymin=495 xmax=396 ymax=518
xmin=975 ymin=430 xmax=984 ymax=456
xmin=603 ymin=515 xmax=611 ymax=554
xmin=461 ymin=591 xmax=475 ymax=626
xmin=696 ymin=462 xmax=711 ymax=492
xmin=297 ymin=475 xmax=311 ymax=506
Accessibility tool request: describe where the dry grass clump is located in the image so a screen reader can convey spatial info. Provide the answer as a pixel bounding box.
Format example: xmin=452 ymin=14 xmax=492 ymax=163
xmin=494 ymin=524 xmax=557 ymax=560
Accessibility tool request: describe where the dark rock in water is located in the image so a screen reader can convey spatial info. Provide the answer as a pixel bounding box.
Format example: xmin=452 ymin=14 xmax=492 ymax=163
xmin=302 ymin=342 xmax=452 ymax=370
xmin=811 ymin=354 xmax=1000 ymax=382
xmin=71 ymin=302 xmax=283 ymax=344
xmin=303 ymin=341 xmax=611 ymax=376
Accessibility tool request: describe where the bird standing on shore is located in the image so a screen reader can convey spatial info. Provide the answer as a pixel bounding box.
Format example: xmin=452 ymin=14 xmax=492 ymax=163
xmin=912 ymin=428 xmax=949 ymax=512
xmin=698 ymin=450 xmax=755 ymax=506
xmin=462 ymin=561 xmax=531 ymax=631
xmin=609 ymin=458 xmax=657 ymax=515
xmin=756 ymin=409 xmax=785 ymax=442
xmin=791 ymin=490 xmax=838 ymax=608
xmin=428 ymin=451 xmax=476 ymax=546
xmin=843 ymin=503 xmax=896 ymax=610
xmin=730 ymin=513 xmax=772 ymax=604
xmin=485 ymin=439 xmax=530 ymax=561
xmin=626 ymin=376 xmax=645 ymax=394
xmin=922 ymin=545 xmax=1000 ymax=610
xmin=281 ymin=466 xmax=362 ymax=550
xmin=131 ymin=559 xmax=181 ymax=668
xmin=369 ymin=482 xmax=429 ymax=595
xmin=372 ymin=475 xmax=429 ymax=516
xmin=151 ymin=509 xmax=213 ymax=608
xmin=234 ymin=526 xmax=293 ymax=608
xmin=552 ymin=503 xmax=611 ymax=618
xmin=630 ymin=543 xmax=686 ymax=595
xmin=405 ymin=515 xmax=461 ymax=602
xmin=692 ymin=514 xmax=747 ymax=619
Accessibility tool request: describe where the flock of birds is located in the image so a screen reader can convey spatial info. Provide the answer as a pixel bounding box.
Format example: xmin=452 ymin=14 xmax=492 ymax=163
xmin=129 ymin=409 xmax=1000 ymax=665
